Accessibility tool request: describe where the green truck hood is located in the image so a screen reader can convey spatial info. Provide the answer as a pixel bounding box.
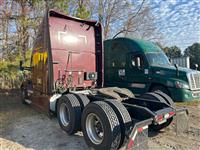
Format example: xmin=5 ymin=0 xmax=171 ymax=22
xmin=151 ymin=65 xmax=192 ymax=79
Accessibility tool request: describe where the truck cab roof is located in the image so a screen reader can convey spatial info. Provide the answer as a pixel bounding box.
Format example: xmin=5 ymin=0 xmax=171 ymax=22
xmin=104 ymin=37 xmax=162 ymax=53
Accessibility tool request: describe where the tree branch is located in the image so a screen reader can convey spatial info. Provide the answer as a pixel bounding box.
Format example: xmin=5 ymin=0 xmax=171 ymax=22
xmin=112 ymin=0 xmax=145 ymax=39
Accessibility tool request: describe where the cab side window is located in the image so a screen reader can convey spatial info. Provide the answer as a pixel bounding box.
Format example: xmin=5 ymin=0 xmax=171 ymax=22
xmin=131 ymin=55 xmax=144 ymax=69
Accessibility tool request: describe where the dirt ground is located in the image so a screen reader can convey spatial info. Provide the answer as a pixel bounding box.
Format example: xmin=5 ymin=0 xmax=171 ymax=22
xmin=0 ymin=90 xmax=200 ymax=150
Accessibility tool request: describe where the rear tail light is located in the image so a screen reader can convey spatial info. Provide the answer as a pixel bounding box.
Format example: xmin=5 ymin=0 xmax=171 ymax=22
xmin=169 ymin=111 xmax=175 ymax=117
xmin=155 ymin=114 xmax=163 ymax=122
xmin=156 ymin=111 xmax=175 ymax=122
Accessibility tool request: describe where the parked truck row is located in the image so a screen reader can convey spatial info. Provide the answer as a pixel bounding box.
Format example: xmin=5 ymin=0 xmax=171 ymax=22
xmin=20 ymin=10 xmax=189 ymax=150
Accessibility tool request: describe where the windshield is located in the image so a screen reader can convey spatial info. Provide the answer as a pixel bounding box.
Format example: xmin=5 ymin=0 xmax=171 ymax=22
xmin=146 ymin=52 xmax=171 ymax=66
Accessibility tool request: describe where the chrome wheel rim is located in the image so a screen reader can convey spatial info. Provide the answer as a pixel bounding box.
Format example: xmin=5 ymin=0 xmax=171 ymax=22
xmin=60 ymin=103 xmax=70 ymax=126
xmin=86 ymin=113 xmax=104 ymax=144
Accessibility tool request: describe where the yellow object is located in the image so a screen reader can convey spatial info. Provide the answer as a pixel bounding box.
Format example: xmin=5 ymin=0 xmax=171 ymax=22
xmin=33 ymin=51 xmax=48 ymax=66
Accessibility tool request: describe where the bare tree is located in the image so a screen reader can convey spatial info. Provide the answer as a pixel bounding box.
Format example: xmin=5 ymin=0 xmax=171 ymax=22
xmin=0 ymin=0 xmax=14 ymax=60
xmin=125 ymin=6 xmax=162 ymax=41
xmin=91 ymin=0 xmax=131 ymax=39
xmin=113 ymin=0 xmax=146 ymax=38
xmin=12 ymin=0 xmax=45 ymax=61
xmin=0 ymin=0 xmax=162 ymax=61
xmin=90 ymin=0 xmax=161 ymax=41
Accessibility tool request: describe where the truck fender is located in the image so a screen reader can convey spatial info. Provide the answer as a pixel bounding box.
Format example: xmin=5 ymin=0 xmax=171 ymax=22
xmin=49 ymin=94 xmax=62 ymax=112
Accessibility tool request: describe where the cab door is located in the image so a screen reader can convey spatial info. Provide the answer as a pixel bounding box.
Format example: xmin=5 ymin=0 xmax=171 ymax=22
xmin=125 ymin=52 xmax=149 ymax=95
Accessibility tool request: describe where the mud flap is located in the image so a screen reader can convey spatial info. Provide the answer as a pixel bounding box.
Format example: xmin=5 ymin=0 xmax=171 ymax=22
xmin=175 ymin=108 xmax=189 ymax=135
xmin=124 ymin=118 xmax=153 ymax=150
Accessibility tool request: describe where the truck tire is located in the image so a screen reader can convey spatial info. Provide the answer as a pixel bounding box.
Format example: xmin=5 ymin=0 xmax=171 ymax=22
xmin=74 ymin=94 xmax=90 ymax=111
xmin=150 ymin=85 xmax=170 ymax=97
xmin=82 ymin=101 xmax=121 ymax=150
xmin=104 ymin=99 xmax=132 ymax=147
xmin=57 ymin=94 xmax=81 ymax=135
xmin=140 ymin=93 xmax=173 ymax=131
xmin=155 ymin=91 xmax=175 ymax=108
xmin=140 ymin=92 xmax=167 ymax=104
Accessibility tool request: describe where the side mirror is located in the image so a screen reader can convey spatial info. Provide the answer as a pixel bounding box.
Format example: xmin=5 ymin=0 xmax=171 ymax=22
xmin=19 ymin=60 xmax=24 ymax=71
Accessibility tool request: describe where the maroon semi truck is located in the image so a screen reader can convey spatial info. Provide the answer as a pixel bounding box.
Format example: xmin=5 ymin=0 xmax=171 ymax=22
xmin=20 ymin=10 xmax=187 ymax=150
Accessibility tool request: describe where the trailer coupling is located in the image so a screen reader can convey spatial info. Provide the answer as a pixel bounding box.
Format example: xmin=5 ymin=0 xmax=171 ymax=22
xmin=125 ymin=118 xmax=153 ymax=150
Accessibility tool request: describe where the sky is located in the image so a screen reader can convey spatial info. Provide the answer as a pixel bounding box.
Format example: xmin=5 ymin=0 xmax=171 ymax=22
xmin=147 ymin=0 xmax=200 ymax=51
xmin=2 ymin=0 xmax=200 ymax=52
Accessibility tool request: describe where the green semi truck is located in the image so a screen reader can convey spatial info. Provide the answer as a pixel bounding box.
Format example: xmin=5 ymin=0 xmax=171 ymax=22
xmin=104 ymin=37 xmax=200 ymax=101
